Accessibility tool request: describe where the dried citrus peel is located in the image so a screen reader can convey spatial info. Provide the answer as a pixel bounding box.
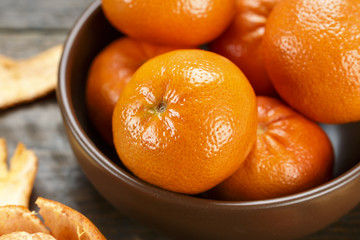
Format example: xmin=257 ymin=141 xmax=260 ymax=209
xmin=0 ymin=45 xmax=63 ymax=109
xmin=0 ymin=139 xmax=38 ymax=207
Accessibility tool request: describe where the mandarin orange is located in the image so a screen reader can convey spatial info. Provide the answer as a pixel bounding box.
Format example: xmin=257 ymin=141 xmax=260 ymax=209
xmin=212 ymin=96 xmax=334 ymax=201
xmin=263 ymin=0 xmax=360 ymax=123
xmin=101 ymin=0 xmax=236 ymax=46
xmin=210 ymin=0 xmax=280 ymax=96
xmin=112 ymin=49 xmax=257 ymax=194
xmin=86 ymin=37 xmax=182 ymax=143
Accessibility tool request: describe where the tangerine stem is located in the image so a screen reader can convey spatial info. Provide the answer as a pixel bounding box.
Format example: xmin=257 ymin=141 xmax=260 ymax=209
xmin=156 ymin=102 xmax=167 ymax=114
xmin=257 ymin=125 xmax=267 ymax=135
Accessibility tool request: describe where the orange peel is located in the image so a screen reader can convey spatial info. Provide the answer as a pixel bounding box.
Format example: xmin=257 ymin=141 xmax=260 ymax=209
xmin=0 ymin=205 xmax=49 ymax=236
xmin=0 ymin=197 xmax=106 ymax=239
xmin=36 ymin=197 xmax=106 ymax=240
xmin=0 ymin=45 xmax=62 ymax=109
xmin=0 ymin=139 xmax=37 ymax=207
xmin=0 ymin=231 xmax=56 ymax=240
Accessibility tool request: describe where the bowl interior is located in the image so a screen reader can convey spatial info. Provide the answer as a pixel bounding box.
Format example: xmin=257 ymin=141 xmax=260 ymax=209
xmin=64 ymin=4 xmax=123 ymax=166
xmin=62 ymin=1 xmax=360 ymax=201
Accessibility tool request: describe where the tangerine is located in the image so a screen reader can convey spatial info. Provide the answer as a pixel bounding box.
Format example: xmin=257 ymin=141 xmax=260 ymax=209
xmin=212 ymin=96 xmax=334 ymax=201
xmin=86 ymin=37 xmax=182 ymax=143
xmin=263 ymin=0 xmax=360 ymax=123
xmin=102 ymin=0 xmax=236 ymax=46
xmin=210 ymin=0 xmax=280 ymax=95
xmin=112 ymin=49 xmax=257 ymax=194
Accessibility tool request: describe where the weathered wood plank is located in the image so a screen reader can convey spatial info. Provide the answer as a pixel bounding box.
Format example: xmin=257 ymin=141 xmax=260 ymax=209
xmin=0 ymin=31 xmax=65 ymax=58
xmin=0 ymin=0 xmax=94 ymax=29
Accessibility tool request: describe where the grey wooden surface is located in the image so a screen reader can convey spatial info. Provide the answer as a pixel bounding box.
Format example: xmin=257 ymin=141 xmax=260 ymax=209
xmin=0 ymin=0 xmax=359 ymax=239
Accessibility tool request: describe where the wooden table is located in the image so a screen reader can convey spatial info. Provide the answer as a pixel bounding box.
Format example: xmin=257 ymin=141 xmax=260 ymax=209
xmin=0 ymin=0 xmax=359 ymax=239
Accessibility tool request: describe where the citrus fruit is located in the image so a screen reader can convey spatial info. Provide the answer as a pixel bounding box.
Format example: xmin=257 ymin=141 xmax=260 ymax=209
xmin=101 ymin=0 xmax=236 ymax=46
xmin=210 ymin=0 xmax=280 ymax=96
xmin=211 ymin=96 xmax=334 ymax=201
xmin=263 ymin=0 xmax=360 ymax=123
xmin=112 ymin=49 xmax=257 ymax=194
xmin=86 ymin=37 xmax=182 ymax=143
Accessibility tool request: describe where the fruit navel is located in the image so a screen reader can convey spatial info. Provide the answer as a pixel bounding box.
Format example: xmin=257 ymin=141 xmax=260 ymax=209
xmin=257 ymin=125 xmax=266 ymax=135
xmin=156 ymin=102 xmax=167 ymax=114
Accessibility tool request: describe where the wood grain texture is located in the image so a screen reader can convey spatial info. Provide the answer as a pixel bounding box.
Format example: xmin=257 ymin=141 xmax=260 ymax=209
xmin=0 ymin=0 xmax=359 ymax=239
xmin=0 ymin=0 xmax=93 ymax=29
xmin=0 ymin=31 xmax=65 ymax=58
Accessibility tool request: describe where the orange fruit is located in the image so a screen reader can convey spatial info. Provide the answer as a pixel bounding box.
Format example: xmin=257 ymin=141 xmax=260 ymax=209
xmin=0 ymin=197 xmax=106 ymax=239
xmin=112 ymin=49 xmax=257 ymax=194
xmin=86 ymin=37 xmax=182 ymax=143
xmin=210 ymin=0 xmax=280 ymax=96
xmin=263 ymin=0 xmax=360 ymax=123
xmin=211 ymin=96 xmax=334 ymax=201
xmin=101 ymin=0 xmax=236 ymax=46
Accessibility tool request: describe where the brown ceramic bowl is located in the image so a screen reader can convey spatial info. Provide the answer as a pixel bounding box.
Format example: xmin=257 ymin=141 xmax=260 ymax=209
xmin=57 ymin=1 xmax=360 ymax=239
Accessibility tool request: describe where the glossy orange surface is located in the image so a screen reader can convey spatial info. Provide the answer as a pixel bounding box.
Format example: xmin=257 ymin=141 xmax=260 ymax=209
xmin=263 ymin=0 xmax=360 ymax=123
xmin=86 ymin=37 xmax=182 ymax=144
xmin=212 ymin=96 xmax=334 ymax=200
xmin=112 ymin=49 xmax=257 ymax=194
xmin=101 ymin=0 xmax=236 ymax=46
xmin=210 ymin=0 xmax=280 ymax=96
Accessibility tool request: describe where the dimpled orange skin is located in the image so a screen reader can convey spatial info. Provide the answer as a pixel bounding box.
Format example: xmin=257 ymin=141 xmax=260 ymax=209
xmin=86 ymin=37 xmax=183 ymax=144
xmin=263 ymin=0 xmax=360 ymax=124
xmin=101 ymin=0 xmax=236 ymax=47
xmin=212 ymin=96 xmax=334 ymax=201
xmin=112 ymin=49 xmax=257 ymax=194
xmin=210 ymin=0 xmax=280 ymax=96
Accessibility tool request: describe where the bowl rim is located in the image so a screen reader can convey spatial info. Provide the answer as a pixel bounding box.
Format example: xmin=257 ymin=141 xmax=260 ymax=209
xmin=57 ymin=0 xmax=360 ymax=210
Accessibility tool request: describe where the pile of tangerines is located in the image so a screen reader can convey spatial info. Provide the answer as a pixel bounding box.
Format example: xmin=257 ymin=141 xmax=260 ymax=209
xmin=86 ymin=0 xmax=360 ymax=201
